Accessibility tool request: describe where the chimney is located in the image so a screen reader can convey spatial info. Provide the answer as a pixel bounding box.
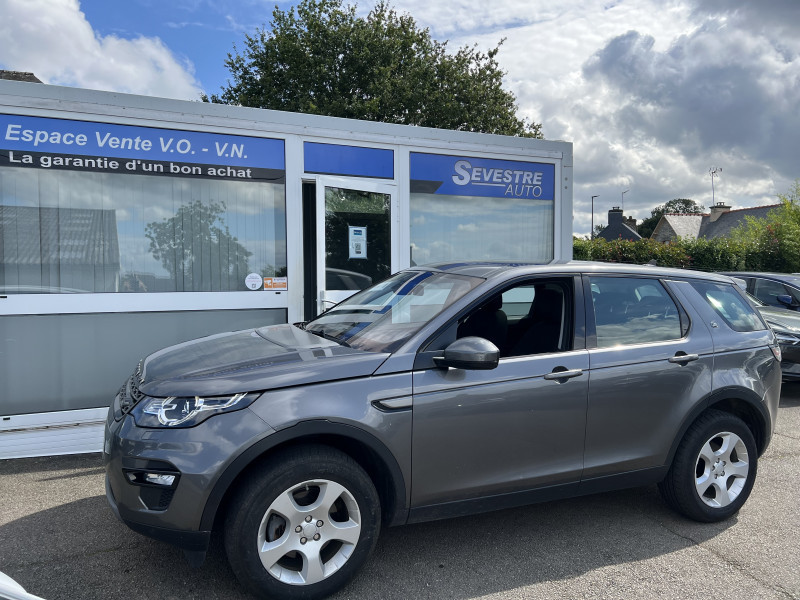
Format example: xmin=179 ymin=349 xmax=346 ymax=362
xmin=625 ymin=215 xmax=637 ymax=229
xmin=608 ymin=206 xmax=624 ymax=226
xmin=709 ymin=201 xmax=730 ymax=222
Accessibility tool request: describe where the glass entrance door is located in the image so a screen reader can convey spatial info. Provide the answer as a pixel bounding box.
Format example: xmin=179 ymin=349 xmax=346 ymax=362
xmin=315 ymin=176 xmax=397 ymax=313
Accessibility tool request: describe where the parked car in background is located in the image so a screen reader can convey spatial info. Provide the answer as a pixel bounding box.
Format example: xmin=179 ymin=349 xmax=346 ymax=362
xmin=105 ymin=262 xmax=782 ymax=600
xmin=744 ymin=291 xmax=800 ymax=380
xmin=720 ymin=272 xmax=800 ymax=311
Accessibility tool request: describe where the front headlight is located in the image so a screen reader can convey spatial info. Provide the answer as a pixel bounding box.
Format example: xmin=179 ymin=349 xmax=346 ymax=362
xmin=131 ymin=392 xmax=260 ymax=428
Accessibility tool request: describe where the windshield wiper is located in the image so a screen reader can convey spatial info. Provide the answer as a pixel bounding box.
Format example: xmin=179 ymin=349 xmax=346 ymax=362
xmin=306 ymin=328 xmax=351 ymax=348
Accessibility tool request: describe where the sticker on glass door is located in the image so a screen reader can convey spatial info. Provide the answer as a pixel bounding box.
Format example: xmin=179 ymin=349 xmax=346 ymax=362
xmin=348 ymin=226 xmax=368 ymax=259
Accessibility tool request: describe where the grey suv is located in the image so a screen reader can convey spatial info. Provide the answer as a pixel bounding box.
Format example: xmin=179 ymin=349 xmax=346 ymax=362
xmin=104 ymin=262 xmax=782 ymax=600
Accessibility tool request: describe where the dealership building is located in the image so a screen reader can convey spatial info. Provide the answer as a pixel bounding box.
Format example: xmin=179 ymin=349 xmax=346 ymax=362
xmin=0 ymin=78 xmax=573 ymax=458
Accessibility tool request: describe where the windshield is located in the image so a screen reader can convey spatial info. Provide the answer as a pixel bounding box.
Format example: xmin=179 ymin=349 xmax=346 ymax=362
xmin=305 ymin=270 xmax=483 ymax=353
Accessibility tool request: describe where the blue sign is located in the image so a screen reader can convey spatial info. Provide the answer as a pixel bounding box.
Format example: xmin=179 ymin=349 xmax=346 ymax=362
xmin=410 ymin=152 xmax=555 ymax=200
xmin=304 ymin=142 xmax=393 ymax=179
xmin=0 ymin=114 xmax=285 ymax=169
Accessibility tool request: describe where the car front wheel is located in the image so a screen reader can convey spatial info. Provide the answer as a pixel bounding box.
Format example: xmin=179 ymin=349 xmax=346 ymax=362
xmin=225 ymin=445 xmax=381 ymax=600
xmin=659 ymin=409 xmax=758 ymax=522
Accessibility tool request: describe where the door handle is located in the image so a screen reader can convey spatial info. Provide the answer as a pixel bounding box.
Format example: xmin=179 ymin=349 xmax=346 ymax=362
xmin=668 ymin=353 xmax=699 ymax=364
xmin=544 ymin=368 xmax=584 ymax=381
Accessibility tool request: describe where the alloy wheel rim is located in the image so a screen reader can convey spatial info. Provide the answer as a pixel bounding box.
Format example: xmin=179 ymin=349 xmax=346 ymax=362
xmin=694 ymin=431 xmax=749 ymax=508
xmin=256 ymin=479 xmax=362 ymax=585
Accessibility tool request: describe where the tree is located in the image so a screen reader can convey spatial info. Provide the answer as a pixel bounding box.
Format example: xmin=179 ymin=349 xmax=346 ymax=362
xmin=145 ymin=200 xmax=252 ymax=291
xmin=207 ymin=0 xmax=541 ymax=138
xmin=638 ymin=198 xmax=705 ymax=238
xmin=732 ymin=180 xmax=800 ymax=272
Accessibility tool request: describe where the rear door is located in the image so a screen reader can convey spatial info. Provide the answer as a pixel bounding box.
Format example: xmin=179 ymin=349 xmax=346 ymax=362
xmin=583 ymin=275 xmax=714 ymax=481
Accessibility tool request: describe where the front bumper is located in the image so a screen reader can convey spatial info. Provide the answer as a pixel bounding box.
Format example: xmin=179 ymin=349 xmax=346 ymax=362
xmin=105 ymin=473 xmax=211 ymax=552
xmin=104 ymin=394 xmax=274 ymax=553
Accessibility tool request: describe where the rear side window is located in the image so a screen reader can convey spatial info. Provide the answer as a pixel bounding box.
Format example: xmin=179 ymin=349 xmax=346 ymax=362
xmin=690 ymin=281 xmax=765 ymax=332
xmin=589 ymin=276 xmax=682 ymax=348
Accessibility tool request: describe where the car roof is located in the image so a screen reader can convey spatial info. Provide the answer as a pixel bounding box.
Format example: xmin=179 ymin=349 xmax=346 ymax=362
xmin=413 ymin=261 xmax=736 ymax=283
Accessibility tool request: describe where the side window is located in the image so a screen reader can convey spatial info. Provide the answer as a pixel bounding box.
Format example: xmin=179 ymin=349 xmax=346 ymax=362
xmin=690 ymin=280 xmax=765 ymax=332
xmin=752 ymin=278 xmax=788 ymax=306
xmin=456 ymin=279 xmax=572 ymax=357
xmin=590 ymin=277 xmax=682 ymax=348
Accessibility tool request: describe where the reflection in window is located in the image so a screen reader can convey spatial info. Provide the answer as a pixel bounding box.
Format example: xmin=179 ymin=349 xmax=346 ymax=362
xmin=691 ymin=281 xmax=764 ymax=332
xmin=0 ymin=167 xmax=286 ymax=293
xmin=324 ymin=187 xmax=390 ymax=291
xmin=591 ymin=277 xmax=682 ymax=347
xmin=307 ymin=270 xmax=482 ymax=353
xmin=409 ymin=193 xmax=554 ymax=265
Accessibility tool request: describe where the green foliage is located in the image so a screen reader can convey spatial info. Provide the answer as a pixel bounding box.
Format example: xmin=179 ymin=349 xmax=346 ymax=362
xmin=207 ymin=0 xmax=541 ymax=137
xmin=574 ymin=237 xmax=691 ymax=268
xmin=638 ymin=198 xmax=704 ymax=238
xmin=578 ymin=181 xmax=800 ymax=273
xmin=729 ymin=180 xmax=800 ymax=272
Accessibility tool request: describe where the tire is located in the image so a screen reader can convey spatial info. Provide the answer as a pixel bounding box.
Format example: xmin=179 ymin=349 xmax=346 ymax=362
xmin=659 ymin=409 xmax=758 ymax=523
xmin=224 ymin=445 xmax=381 ymax=600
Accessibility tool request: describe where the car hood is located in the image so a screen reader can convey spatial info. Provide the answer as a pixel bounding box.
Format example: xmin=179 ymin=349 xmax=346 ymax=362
xmin=757 ymin=306 xmax=800 ymax=332
xmin=139 ymin=323 xmax=390 ymax=397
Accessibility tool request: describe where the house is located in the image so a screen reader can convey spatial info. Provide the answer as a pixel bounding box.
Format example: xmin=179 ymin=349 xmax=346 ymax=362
xmin=651 ymin=202 xmax=780 ymax=242
xmin=0 ymin=70 xmax=42 ymax=83
xmin=597 ymin=206 xmax=641 ymax=241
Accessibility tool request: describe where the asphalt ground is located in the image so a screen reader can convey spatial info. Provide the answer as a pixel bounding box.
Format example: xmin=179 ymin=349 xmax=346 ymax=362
xmin=1 ymin=384 xmax=799 ymax=600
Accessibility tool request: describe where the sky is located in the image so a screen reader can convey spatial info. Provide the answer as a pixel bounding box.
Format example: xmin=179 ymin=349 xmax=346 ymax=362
xmin=1 ymin=0 xmax=798 ymax=237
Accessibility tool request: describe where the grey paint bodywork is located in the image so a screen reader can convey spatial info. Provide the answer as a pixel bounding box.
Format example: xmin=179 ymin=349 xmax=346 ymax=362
xmin=104 ymin=261 xmax=782 ymax=559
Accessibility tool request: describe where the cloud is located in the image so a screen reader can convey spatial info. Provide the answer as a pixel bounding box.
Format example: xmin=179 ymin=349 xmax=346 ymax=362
xmin=582 ymin=23 xmax=800 ymax=180
xmin=387 ymin=0 xmax=800 ymax=236
xmin=0 ymin=0 xmax=202 ymax=99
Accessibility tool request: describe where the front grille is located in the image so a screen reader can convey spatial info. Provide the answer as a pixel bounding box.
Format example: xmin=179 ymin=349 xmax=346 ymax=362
xmin=119 ymin=361 xmax=146 ymax=414
xmin=129 ymin=375 xmax=146 ymax=403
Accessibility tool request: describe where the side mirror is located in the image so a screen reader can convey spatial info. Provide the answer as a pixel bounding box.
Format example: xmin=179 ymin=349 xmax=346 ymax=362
xmin=776 ymin=294 xmax=796 ymax=308
xmin=433 ymin=337 xmax=499 ymax=370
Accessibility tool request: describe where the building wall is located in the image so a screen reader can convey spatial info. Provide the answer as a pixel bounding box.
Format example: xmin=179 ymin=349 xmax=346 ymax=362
xmin=0 ymin=308 xmax=286 ymax=415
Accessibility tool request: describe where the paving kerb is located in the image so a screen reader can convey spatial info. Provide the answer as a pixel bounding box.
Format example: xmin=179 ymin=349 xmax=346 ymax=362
xmin=1 ymin=383 xmax=799 ymax=600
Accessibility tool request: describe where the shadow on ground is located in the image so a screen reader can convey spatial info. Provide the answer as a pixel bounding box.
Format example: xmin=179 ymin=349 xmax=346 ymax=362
xmin=0 ymin=457 xmax=734 ymax=600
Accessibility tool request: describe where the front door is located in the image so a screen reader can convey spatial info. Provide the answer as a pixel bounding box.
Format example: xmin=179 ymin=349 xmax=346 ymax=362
xmin=315 ymin=176 xmax=397 ymax=314
xmin=410 ymin=276 xmax=589 ymax=512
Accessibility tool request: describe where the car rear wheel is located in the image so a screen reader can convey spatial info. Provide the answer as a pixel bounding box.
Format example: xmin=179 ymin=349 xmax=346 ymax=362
xmin=659 ymin=409 xmax=757 ymax=522
xmin=224 ymin=445 xmax=380 ymax=600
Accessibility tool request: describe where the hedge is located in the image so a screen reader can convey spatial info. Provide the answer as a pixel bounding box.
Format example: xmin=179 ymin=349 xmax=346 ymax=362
xmin=572 ymin=235 xmax=792 ymax=273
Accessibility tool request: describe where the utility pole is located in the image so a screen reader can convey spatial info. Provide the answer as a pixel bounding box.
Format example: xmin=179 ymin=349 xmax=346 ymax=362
xmin=591 ymin=195 xmax=599 ymax=239
xmin=621 ymin=189 xmax=629 ymax=211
